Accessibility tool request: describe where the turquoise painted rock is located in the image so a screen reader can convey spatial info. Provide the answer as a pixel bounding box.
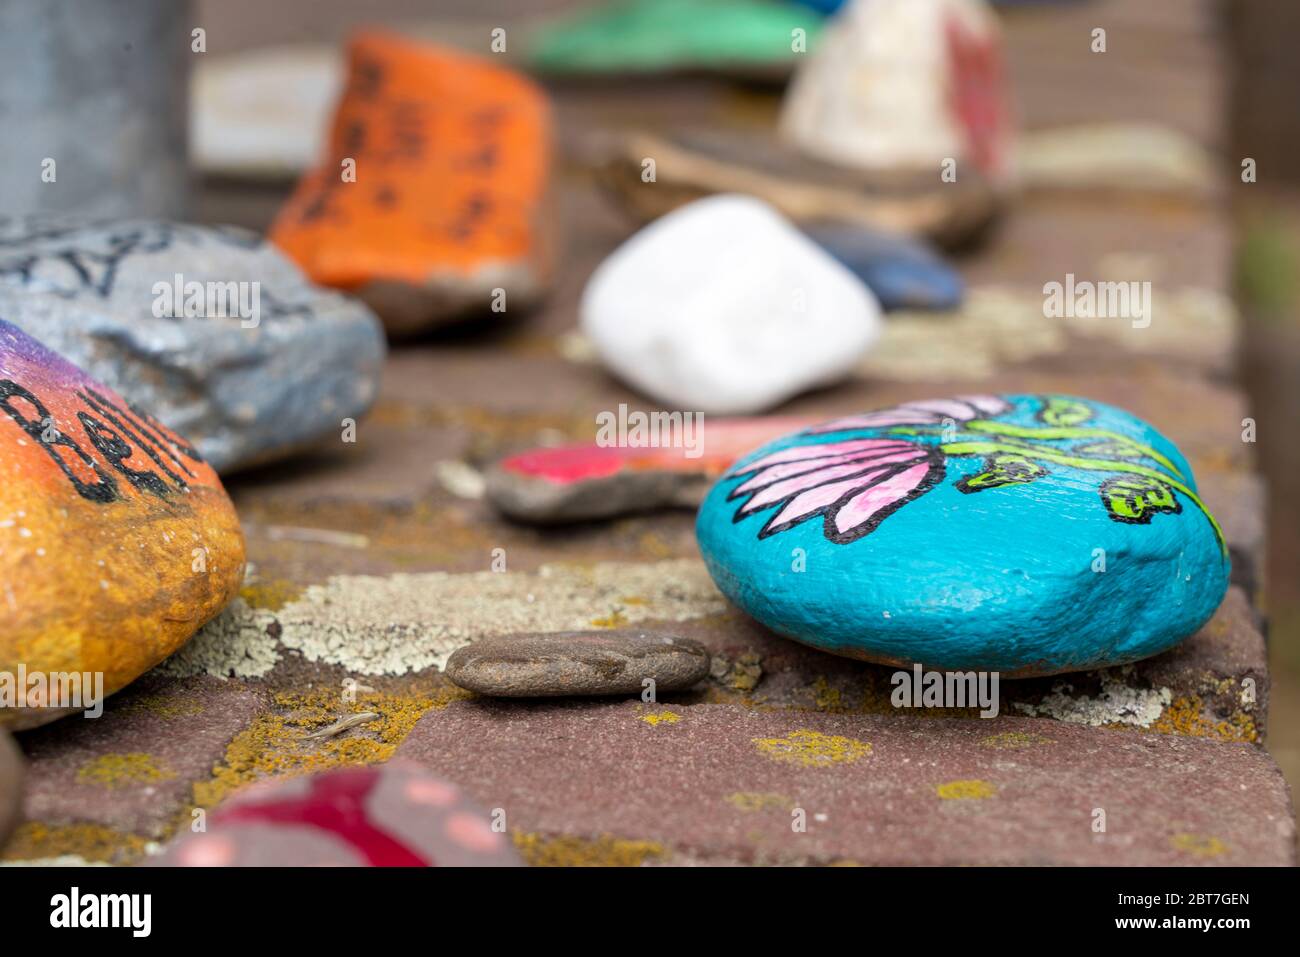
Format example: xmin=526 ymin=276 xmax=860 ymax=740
xmin=696 ymin=394 xmax=1229 ymax=676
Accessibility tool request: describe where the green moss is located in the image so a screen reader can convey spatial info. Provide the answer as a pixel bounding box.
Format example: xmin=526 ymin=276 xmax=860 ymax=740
xmin=1236 ymin=221 xmax=1300 ymax=319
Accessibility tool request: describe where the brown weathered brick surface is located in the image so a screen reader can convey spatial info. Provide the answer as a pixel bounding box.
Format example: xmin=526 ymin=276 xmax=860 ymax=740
xmin=397 ymin=699 xmax=1295 ymax=866
xmin=14 ymin=676 xmax=266 ymax=839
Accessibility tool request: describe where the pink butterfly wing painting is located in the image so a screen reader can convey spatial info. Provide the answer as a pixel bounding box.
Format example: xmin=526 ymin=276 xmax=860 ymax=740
xmin=809 ymin=395 xmax=1008 ymax=434
xmin=725 ymin=397 xmax=1008 ymax=544
xmin=727 ymin=437 xmax=944 ymax=544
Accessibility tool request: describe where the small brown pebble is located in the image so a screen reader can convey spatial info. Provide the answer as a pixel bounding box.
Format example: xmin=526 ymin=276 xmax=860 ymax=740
xmin=445 ymin=630 xmax=711 ymax=698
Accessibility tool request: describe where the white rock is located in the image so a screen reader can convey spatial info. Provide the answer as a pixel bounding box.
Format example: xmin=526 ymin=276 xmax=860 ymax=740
xmin=780 ymin=0 xmax=1013 ymax=183
xmin=580 ymin=195 xmax=881 ymax=415
xmin=191 ymin=45 xmax=342 ymax=178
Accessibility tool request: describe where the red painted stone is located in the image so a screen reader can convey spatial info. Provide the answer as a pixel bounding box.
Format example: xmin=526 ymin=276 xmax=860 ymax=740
xmin=158 ymin=762 xmax=522 ymax=867
xmin=487 ymin=416 xmax=816 ymax=521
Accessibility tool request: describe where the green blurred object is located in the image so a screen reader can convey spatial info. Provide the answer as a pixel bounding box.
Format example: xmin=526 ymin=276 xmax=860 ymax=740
xmin=1237 ymin=220 xmax=1300 ymax=322
xmin=528 ymin=0 xmax=824 ymax=76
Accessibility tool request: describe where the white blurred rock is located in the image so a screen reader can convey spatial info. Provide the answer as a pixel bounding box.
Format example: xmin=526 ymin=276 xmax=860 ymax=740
xmin=780 ymin=0 xmax=1013 ymax=184
xmin=192 ymin=45 xmax=341 ymax=178
xmin=580 ymin=195 xmax=881 ymax=415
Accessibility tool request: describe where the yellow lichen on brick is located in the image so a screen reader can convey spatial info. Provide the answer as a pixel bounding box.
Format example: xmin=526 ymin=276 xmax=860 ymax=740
xmin=1170 ymin=832 xmax=1228 ymax=858
xmin=699 ymin=684 xmax=762 ymax=708
xmin=936 ymin=779 xmax=997 ymax=800
xmin=590 ymin=610 xmax=630 ymax=628
xmin=979 ymin=731 xmax=1055 ymax=750
xmin=753 ymin=729 xmax=872 ymax=767
xmin=723 ymin=653 xmax=763 ymax=692
xmin=191 ymin=688 xmax=443 ymax=810
xmin=1148 ymin=694 xmax=1258 ymax=743
xmin=725 ymin=791 xmax=793 ymax=812
xmin=513 ymin=832 xmax=665 ymax=867
xmin=238 ymin=578 xmax=304 ymax=611
xmin=641 ymin=710 xmax=681 ymax=726
xmin=0 ymin=822 xmax=150 ymax=865
xmin=812 ymin=676 xmax=848 ymax=713
xmin=77 ymin=752 xmax=175 ymax=788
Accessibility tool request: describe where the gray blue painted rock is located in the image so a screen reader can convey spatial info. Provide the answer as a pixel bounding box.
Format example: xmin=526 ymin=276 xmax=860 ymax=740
xmin=696 ymin=394 xmax=1229 ymax=676
xmin=0 ymin=219 xmax=385 ymax=473
xmin=803 ymin=224 xmax=964 ymax=311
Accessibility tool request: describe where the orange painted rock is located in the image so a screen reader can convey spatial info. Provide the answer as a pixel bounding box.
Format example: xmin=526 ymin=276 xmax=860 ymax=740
xmin=0 ymin=321 xmax=244 ymax=730
xmin=269 ymin=32 xmax=554 ymax=336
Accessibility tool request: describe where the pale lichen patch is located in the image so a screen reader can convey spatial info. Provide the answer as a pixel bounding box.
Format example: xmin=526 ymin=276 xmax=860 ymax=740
xmin=1012 ymin=675 xmax=1171 ymax=728
xmin=153 ymin=598 xmax=280 ymax=678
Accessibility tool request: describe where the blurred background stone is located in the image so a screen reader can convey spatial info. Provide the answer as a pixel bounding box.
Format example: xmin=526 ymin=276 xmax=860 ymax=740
xmin=0 ymin=220 xmax=385 ymax=473
xmin=0 ymin=0 xmax=191 ymax=219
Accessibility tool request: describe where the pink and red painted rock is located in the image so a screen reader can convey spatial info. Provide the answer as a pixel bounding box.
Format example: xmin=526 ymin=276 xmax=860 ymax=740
xmin=486 ymin=415 xmax=816 ymax=522
xmin=158 ymin=762 xmax=522 ymax=867
xmin=0 ymin=321 xmax=245 ymax=730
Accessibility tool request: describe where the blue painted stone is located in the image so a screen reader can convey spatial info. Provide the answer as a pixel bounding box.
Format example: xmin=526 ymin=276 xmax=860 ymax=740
xmin=802 ymin=224 xmax=964 ymax=311
xmin=696 ymin=394 xmax=1230 ymax=676
xmin=791 ymin=0 xmax=846 ymax=14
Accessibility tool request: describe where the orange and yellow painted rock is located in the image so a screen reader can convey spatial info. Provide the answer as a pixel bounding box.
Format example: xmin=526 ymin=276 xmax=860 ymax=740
xmin=0 ymin=321 xmax=244 ymax=730
xmin=270 ymin=31 xmax=554 ymax=336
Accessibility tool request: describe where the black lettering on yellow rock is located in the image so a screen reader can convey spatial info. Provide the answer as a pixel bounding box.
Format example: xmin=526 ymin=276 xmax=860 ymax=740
xmin=0 ymin=378 xmax=119 ymax=503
